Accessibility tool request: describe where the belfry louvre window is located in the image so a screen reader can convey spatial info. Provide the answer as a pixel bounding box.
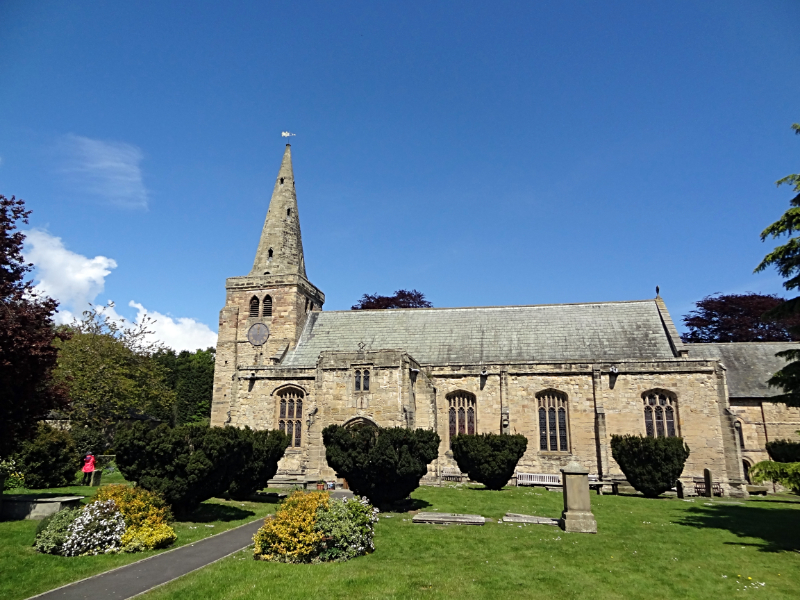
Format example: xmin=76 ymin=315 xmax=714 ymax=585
xmin=537 ymin=390 xmax=569 ymax=452
xmin=262 ymin=295 xmax=273 ymax=318
xmin=278 ymin=388 xmax=304 ymax=447
xmin=249 ymin=296 xmax=259 ymax=318
xmin=643 ymin=392 xmax=677 ymax=438
xmin=448 ymin=391 xmax=476 ymax=443
xmin=354 ymin=369 xmax=370 ymax=392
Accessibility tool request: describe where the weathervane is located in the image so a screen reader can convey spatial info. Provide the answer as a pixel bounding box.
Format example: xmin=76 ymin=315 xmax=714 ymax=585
xmin=281 ymin=131 xmax=296 ymax=138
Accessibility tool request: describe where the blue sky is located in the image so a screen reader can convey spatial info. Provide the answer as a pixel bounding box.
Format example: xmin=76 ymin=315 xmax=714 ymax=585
xmin=1 ymin=1 xmax=799 ymax=349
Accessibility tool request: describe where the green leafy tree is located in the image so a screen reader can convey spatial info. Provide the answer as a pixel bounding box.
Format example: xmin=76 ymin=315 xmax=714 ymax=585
xmin=0 ymin=195 xmax=68 ymax=458
xmin=754 ymin=123 xmax=800 ymax=406
xmin=153 ymin=347 xmax=215 ymax=424
xmin=610 ymin=434 xmax=690 ymax=498
xmin=15 ymin=423 xmax=81 ymax=488
xmin=450 ymin=433 xmax=528 ymax=490
xmin=54 ymin=303 xmax=177 ymax=436
xmin=322 ymin=424 xmax=440 ymax=506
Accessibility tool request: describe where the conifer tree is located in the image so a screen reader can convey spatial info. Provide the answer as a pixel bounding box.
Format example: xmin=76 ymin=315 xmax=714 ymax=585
xmin=755 ymin=123 xmax=800 ymax=406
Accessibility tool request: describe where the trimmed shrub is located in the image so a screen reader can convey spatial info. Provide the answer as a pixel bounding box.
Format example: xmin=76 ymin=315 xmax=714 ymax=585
xmin=15 ymin=423 xmax=80 ymax=488
xmin=228 ymin=428 xmax=291 ymax=499
xmin=115 ymin=421 xmax=251 ymax=515
xmin=450 ymin=433 xmax=528 ymax=490
xmin=92 ymin=484 xmax=176 ymax=551
xmin=253 ymin=491 xmax=379 ymax=563
xmin=322 ymin=425 xmax=440 ymax=506
xmin=33 ymin=508 xmax=80 ymax=554
xmin=62 ymin=500 xmax=126 ymax=556
xmin=610 ymin=434 xmax=690 ymax=498
xmin=253 ymin=491 xmax=329 ymax=562
xmin=765 ymin=438 xmax=800 ymax=463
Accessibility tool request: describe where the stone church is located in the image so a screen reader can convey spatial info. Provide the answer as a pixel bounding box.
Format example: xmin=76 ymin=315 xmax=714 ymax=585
xmin=211 ymin=145 xmax=800 ymax=496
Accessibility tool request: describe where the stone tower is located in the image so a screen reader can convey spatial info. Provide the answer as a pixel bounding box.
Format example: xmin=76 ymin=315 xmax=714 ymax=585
xmin=210 ymin=145 xmax=325 ymax=426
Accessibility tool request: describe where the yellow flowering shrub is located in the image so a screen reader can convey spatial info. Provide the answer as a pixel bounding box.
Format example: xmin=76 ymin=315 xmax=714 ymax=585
xmin=253 ymin=491 xmax=330 ymax=562
xmin=120 ymin=522 xmax=177 ymax=552
xmin=92 ymin=484 xmax=176 ymax=551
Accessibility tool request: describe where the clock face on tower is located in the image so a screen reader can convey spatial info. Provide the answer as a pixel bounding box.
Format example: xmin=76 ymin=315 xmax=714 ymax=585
xmin=247 ymin=323 xmax=270 ymax=346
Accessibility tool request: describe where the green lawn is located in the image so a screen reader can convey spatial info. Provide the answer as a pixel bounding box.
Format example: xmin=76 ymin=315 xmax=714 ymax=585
xmin=139 ymin=486 xmax=800 ymax=600
xmin=0 ymin=479 xmax=279 ymax=600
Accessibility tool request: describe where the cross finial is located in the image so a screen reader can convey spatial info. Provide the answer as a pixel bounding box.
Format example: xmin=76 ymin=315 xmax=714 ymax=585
xmin=357 ymin=342 xmax=366 ymax=351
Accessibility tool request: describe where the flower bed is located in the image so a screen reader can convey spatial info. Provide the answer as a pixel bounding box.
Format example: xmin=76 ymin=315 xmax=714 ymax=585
xmin=32 ymin=486 xmax=177 ymax=556
xmin=253 ymin=491 xmax=379 ymax=563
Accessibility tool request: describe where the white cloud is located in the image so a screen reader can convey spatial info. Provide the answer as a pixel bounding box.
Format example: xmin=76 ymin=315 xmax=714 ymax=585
xmin=23 ymin=229 xmax=217 ymax=350
xmin=129 ymin=301 xmax=218 ymax=352
xmin=24 ymin=229 xmax=117 ymax=324
xmin=59 ymin=134 xmax=149 ymax=209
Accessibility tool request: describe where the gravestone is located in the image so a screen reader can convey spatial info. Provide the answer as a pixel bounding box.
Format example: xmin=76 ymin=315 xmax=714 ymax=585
xmin=559 ymin=461 xmax=597 ymax=534
xmin=412 ymin=512 xmax=486 ymax=525
xmin=90 ymin=470 xmax=103 ymax=487
xmin=503 ymin=513 xmax=559 ymax=526
xmin=704 ymin=469 xmax=713 ymax=498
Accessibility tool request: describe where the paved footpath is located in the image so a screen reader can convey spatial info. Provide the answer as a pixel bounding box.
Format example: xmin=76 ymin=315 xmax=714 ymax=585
xmin=28 ymin=518 xmax=264 ymax=600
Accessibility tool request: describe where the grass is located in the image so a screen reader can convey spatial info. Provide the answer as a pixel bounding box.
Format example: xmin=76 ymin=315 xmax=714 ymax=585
xmin=139 ymin=486 xmax=800 ymax=600
xmin=0 ymin=477 xmax=280 ymax=600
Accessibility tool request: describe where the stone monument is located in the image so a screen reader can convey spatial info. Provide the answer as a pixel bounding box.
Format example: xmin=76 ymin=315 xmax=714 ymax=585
xmin=559 ymin=460 xmax=597 ymax=534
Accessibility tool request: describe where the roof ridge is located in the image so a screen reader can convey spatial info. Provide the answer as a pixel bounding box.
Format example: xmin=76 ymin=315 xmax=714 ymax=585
xmin=320 ymin=298 xmax=658 ymax=314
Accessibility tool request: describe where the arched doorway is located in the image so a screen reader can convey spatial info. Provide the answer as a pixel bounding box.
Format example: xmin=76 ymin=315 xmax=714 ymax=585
xmin=742 ymin=459 xmax=752 ymax=484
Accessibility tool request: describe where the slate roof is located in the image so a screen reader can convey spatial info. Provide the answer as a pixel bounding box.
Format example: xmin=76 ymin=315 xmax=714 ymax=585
xmin=282 ymin=300 xmax=678 ymax=367
xmin=686 ymin=342 xmax=799 ymax=398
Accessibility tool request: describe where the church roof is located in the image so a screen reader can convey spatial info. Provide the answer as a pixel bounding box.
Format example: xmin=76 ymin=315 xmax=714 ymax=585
xmin=687 ymin=342 xmax=798 ymax=398
xmin=282 ymin=299 xmax=680 ymax=367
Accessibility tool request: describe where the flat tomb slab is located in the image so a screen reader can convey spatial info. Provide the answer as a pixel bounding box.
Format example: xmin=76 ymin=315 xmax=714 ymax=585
xmin=1 ymin=495 xmax=84 ymax=520
xmin=412 ymin=512 xmax=486 ymax=525
xmin=503 ymin=513 xmax=559 ymax=526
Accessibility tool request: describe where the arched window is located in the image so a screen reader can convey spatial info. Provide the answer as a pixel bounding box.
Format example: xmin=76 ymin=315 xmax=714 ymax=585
xmin=642 ymin=392 xmax=678 ymax=438
xmin=277 ymin=388 xmax=304 ymax=447
xmin=363 ymin=369 xmax=370 ymax=391
xmin=447 ymin=391 xmax=476 ymax=445
xmin=249 ymin=296 xmax=259 ymax=318
xmin=262 ymin=295 xmax=273 ymax=318
xmin=536 ymin=390 xmax=569 ymax=452
xmin=268 ymin=248 xmax=273 ymax=259
xmin=355 ymin=370 xmax=361 ymax=391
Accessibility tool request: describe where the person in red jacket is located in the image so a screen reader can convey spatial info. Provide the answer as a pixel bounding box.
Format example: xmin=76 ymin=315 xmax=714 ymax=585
xmin=81 ymin=453 xmax=95 ymax=486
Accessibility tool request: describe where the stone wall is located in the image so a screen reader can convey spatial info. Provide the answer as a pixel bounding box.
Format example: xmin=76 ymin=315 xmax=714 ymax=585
xmin=220 ymin=351 xmax=766 ymax=493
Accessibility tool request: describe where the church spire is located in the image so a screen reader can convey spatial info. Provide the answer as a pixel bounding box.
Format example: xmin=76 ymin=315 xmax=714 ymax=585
xmin=250 ymin=144 xmax=307 ymax=278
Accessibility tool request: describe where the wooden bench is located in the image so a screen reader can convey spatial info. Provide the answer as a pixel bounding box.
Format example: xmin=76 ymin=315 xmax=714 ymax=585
xmin=588 ymin=474 xmax=611 ymax=495
xmin=693 ymin=477 xmax=723 ymax=497
xmin=516 ymin=472 xmax=561 ymax=488
xmin=441 ymin=468 xmax=464 ymax=482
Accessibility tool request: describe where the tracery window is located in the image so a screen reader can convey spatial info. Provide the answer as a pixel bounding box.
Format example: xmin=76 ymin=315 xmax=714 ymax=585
xmin=278 ymin=388 xmax=304 ymax=447
xmin=354 ymin=369 xmax=370 ymax=392
xmin=249 ymin=296 xmax=260 ymax=318
xmin=537 ymin=390 xmax=569 ymax=452
xmin=262 ymin=295 xmax=273 ymax=318
xmin=643 ymin=391 xmax=678 ymax=438
xmin=447 ymin=391 xmax=476 ymax=445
